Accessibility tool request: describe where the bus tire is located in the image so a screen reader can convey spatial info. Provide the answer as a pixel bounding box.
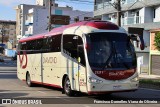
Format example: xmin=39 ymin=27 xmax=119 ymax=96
xmin=64 ymin=76 xmax=74 ymax=96
xmin=26 ymin=72 xmax=33 ymax=87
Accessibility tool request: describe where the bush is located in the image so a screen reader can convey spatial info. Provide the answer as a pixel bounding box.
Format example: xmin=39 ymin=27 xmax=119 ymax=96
xmin=154 ymin=32 xmax=160 ymax=51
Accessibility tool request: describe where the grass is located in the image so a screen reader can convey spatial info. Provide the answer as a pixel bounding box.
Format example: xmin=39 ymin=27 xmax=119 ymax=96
xmin=139 ymin=79 xmax=160 ymax=85
xmin=139 ymin=79 xmax=160 ymax=90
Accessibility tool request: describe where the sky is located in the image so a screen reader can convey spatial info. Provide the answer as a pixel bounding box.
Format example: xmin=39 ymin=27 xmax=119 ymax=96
xmin=0 ymin=0 xmax=94 ymax=21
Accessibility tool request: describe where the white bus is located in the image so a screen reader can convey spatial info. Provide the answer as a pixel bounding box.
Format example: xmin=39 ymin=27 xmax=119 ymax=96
xmin=17 ymin=20 xmax=144 ymax=96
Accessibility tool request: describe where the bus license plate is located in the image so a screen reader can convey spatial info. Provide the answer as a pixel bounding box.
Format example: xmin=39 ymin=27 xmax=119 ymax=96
xmin=113 ymin=85 xmax=122 ymax=90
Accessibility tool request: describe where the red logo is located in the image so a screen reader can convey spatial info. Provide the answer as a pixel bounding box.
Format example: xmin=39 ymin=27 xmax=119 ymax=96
xmin=18 ymin=51 xmax=28 ymax=69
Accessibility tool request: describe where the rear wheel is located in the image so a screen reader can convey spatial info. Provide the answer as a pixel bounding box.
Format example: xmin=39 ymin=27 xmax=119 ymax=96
xmin=26 ymin=73 xmax=33 ymax=87
xmin=64 ymin=76 xmax=74 ymax=96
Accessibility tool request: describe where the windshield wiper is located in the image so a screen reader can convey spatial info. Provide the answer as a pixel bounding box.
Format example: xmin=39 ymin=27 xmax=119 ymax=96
xmin=102 ymin=51 xmax=113 ymax=70
xmin=113 ymin=41 xmax=118 ymax=65
xmin=102 ymin=41 xmax=129 ymax=70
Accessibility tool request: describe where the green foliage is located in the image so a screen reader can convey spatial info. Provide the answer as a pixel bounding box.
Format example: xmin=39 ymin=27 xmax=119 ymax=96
xmin=154 ymin=32 xmax=160 ymax=51
xmin=140 ymin=79 xmax=160 ymax=85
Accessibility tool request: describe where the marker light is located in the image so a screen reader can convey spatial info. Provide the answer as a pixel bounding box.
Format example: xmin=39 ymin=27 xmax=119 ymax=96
xmin=131 ymin=75 xmax=139 ymax=82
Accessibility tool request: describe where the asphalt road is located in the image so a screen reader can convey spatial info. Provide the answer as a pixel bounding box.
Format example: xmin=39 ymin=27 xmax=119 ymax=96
xmin=0 ymin=60 xmax=160 ymax=107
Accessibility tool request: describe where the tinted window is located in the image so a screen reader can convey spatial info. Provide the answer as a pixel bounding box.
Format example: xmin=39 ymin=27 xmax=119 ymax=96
xmin=27 ymin=40 xmax=37 ymax=53
xmin=86 ymin=32 xmax=136 ymax=70
xmin=50 ymin=35 xmax=61 ymax=52
xmin=42 ymin=35 xmax=61 ymax=53
xmin=18 ymin=34 xmax=62 ymax=54
xmin=36 ymin=39 xmax=43 ymax=51
xmin=63 ymin=35 xmax=85 ymax=66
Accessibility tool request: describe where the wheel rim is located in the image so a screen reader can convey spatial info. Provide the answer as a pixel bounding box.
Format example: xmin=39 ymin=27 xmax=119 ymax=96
xmin=27 ymin=74 xmax=31 ymax=85
xmin=65 ymin=78 xmax=71 ymax=94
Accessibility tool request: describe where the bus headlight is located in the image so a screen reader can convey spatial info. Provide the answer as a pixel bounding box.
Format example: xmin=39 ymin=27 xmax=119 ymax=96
xmin=88 ymin=77 xmax=103 ymax=84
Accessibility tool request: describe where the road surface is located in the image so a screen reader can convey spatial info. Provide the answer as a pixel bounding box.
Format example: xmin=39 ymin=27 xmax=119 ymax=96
xmin=0 ymin=59 xmax=160 ymax=107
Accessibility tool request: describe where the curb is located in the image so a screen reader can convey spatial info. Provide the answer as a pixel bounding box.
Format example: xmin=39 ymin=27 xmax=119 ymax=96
xmin=0 ymin=67 xmax=17 ymax=71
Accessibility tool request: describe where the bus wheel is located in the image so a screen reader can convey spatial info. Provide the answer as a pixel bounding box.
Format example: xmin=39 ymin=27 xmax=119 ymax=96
xmin=26 ymin=73 xmax=33 ymax=87
xmin=64 ymin=76 xmax=74 ymax=96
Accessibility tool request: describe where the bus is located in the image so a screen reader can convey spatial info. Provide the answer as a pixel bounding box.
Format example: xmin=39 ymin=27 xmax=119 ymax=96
xmin=17 ymin=20 xmax=144 ymax=96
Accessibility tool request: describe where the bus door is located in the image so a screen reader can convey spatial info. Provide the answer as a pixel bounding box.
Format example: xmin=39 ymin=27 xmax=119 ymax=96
xmin=63 ymin=35 xmax=87 ymax=92
xmin=77 ymin=36 xmax=87 ymax=92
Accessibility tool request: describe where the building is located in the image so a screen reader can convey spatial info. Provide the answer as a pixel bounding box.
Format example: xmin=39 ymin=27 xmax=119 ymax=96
xmin=15 ymin=4 xmax=44 ymax=40
xmin=94 ymin=0 xmax=160 ymax=75
xmin=150 ymin=29 xmax=160 ymax=75
xmin=15 ymin=0 xmax=93 ymax=40
xmin=0 ymin=20 xmax=16 ymax=51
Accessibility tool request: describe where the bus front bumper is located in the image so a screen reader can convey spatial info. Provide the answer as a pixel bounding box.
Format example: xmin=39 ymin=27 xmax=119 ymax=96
xmin=87 ymin=81 xmax=139 ymax=95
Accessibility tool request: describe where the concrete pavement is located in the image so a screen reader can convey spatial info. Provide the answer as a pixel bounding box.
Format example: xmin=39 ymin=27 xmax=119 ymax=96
xmin=139 ymin=75 xmax=160 ymax=80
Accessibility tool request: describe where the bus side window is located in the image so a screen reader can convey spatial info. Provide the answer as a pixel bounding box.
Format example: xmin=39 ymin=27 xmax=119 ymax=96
xmin=50 ymin=35 xmax=61 ymax=52
xmin=77 ymin=37 xmax=86 ymax=66
xmin=63 ymin=35 xmax=86 ymax=66
xmin=36 ymin=39 xmax=43 ymax=52
xmin=63 ymin=35 xmax=77 ymax=59
xmin=42 ymin=37 xmax=50 ymax=53
xmin=21 ymin=42 xmax=27 ymax=54
xmin=27 ymin=40 xmax=36 ymax=54
xmin=18 ymin=43 xmax=21 ymax=53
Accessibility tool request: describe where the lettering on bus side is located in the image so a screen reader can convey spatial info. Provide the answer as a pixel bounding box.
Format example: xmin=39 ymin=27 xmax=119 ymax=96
xmin=43 ymin=57 xmax=57 ymax=64
xmin=95 ymin=71 xmax=105 ymax=75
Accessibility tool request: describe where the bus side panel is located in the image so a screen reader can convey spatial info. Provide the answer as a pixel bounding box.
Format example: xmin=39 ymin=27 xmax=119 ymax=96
xmin=17 ymin=53 xmax=42 ymax=83
xmin=28 ymin=53 xmax=42 ymax=83
xmin=42 ymin=52 xmax=61 ymax=86
xmin=17 ymin=54 xmax=26 ymax=81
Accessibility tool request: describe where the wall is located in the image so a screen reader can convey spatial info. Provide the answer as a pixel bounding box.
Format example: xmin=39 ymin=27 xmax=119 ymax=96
xmin=139 ymin=8 xmax=145 ymax=23
xmin=144 ymin=7 xmax=153 ymax=23
xmin=150 ymin=30 xmax=160 ymax=52
xmin=33 ymin=8 xmax=48 ymax=35
xmin=143 ymin=30 xmax=150 ymax=47
xmin=63 ymin=10 xmax=93 ymax=24
xmin=0 ymin=22 xmax=16 ymax=48
xmin=102 ymin=14 xmax=110 ymax=21
xmin=25 ymin=6 xmax=93 ymax=36
xmin=125 ymin=0 xmax=137 ymax=4
xmin=154 ymin=6 xmax=160 ymax=22
xmin=150 ymin=32 xmax=157 ymax=51
xmin=21 ymin=5 xmax=36 ymax=36
xmin=149 ymin=30 xmax=160 ymax=75
xmin=136 ymin=52 xmax=149 ymax=74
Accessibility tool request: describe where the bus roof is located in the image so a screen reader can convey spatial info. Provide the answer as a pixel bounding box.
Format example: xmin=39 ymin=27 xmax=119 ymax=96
xmin=19 ymin=20 xmax=119 ymax=43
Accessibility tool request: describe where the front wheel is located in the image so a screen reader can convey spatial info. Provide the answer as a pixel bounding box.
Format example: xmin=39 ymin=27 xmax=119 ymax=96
xmin=26 ymin=73 xmax=33 ymax=87
xmin=64 ymin=76 xmax=74 ymax=96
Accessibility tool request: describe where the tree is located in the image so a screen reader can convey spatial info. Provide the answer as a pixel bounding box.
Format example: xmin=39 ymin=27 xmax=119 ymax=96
xmin=154 ymin=32 xmax=160 ymax=51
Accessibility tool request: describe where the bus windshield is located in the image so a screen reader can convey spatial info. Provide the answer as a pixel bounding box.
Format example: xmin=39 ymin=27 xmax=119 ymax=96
xmin=86 ymin=32 xmax=137 ymax=71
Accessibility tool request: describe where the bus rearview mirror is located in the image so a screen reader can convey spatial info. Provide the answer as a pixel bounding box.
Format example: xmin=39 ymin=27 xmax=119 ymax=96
xmin=129 ymin=34 xmax=145 ymax=50
xmin=78 ymin=57 xmax=81 ymax=63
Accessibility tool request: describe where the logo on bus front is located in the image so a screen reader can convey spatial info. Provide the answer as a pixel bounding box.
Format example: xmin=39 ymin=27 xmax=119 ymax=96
xmin=93 ymin=69 xmax=136 ymax=80
xmin=18 ymin=51 xmax=28 ymax=69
